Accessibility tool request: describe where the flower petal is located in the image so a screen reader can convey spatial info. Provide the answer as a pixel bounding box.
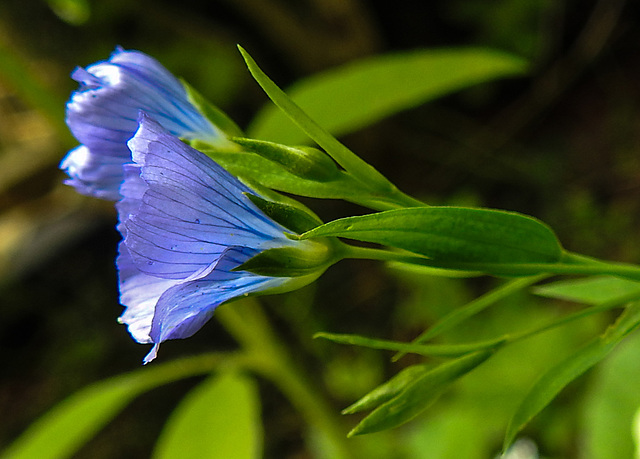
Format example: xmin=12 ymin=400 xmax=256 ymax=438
xmin=62 ymin=47 xmax=229 ymax=200
xmin=59 ymin=146 xmax=129 ymax=200
xmin=121 ymin=113 xmax=293 ymax=279
xmin=145 ymin=246 xmax=287 ymax=363
xmin=117 ymin=244 xmax=180 ymax=344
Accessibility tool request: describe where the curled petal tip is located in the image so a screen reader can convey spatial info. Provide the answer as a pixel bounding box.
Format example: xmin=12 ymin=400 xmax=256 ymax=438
xmin=143 ymin=343 xmax=160 ymax=364
xmin=61 ymin=48 xmax=228 ymax=200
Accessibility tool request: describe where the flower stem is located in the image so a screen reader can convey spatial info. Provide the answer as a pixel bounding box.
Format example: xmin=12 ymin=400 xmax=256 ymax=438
xmin=341 ymin=245 xmax=640 ymax=282
xmin=216 ymin=298 xmax=355 ymax=459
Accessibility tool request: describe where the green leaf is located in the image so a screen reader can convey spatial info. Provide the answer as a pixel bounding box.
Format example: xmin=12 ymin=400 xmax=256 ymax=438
xmin=396 ymin=276 xmax=546 ymax=360
xmin=302 ymin=207 xmax=563 ymax=269
xmin=1 ymin=354 xmax=226 ymax=459
xmin=248 ymin=48 xmax=528 ymax=145
xmin=153 ymin=372 xmax=262 ymax=459
xmin=342 ymin=365 xmax=431 ymax=415
xmin=315 ymin=332 xmax=505 ymax=358
xmin=206 ymin=147 xmax=420 ymax=210
xmin=348 ymin=350 xmax=493 ymax=436
xmin=533 ymin=275 xmax=640 ymax=305
xmin=237 ymin=46 xmax=405 ymax=203
xmin=504 ymin=302 xmax=640 ymax=451
xmin=581 ymin=328 xmax=640 ymax=459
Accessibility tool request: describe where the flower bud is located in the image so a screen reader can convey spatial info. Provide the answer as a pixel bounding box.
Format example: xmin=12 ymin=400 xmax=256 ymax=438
xmin=233 ymin=137 xmax=340 ymax=181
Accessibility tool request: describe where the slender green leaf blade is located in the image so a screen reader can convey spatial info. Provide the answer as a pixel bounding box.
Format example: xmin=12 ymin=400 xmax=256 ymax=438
xmin=315 ymin=332 xmax=505 ymax=357
xmin=248 ymin=48 xmax=527 ymax=144
xmin=582 ymin=329 xmax=640 ymax=459
xmin=238 ymin=46 xmax=394 ymax=193
xmin=302 ymin=207 xmax=562 ymax=265
xmin=154 ymin=372 xmax=262 ymax=459
xmin=342 ymin=365 xmax=430 ymax=415
xmin=350 ymin=350 xmax=493 ymax=435
xmin=2 ymin=354 xmax=225 ymax=459
xmin=2 ymin=380 xmax=134 ymax=459
xmin=533 ymin=276 xmax=640 ymax=305
xmin=504 ymin=302 xmax=640 ymax=451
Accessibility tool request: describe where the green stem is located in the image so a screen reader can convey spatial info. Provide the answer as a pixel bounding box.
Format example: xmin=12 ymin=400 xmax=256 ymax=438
xmin=393 ymin=274 xmax=548 ymax=360
xmin=216 ymin=298 xmax=355 ymax=459
xmin=506 ymin=290 xmax=640 ymax=345
xmin=341 ymin=244 xmax=640 ymax=359
xmin=341 ymin=245 xmax=640 ymax=282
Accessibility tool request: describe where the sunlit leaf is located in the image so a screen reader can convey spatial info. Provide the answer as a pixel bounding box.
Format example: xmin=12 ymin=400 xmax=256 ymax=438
xmin=248 ymin=48 xmax=527 ymax=145
xmin=504 ymin=302 xmax=640 ymax=451
xmin=301 ymin=207 xmax=563 ymax=272
xmin=533 ymin=275 xmax=640 ymax=305
xmin=1 ymin=354 xmax=226 ymax=459
xmin=153 ymin=372 xmax=262 ymax=459
xmin=237 ymin=47 xmax=397 ymax=198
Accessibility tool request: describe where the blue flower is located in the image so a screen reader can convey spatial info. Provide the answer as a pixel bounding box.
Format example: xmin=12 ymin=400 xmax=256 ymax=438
xmin=60 ymin=47 xmax=230 ymax=200
xmin=117 ymin=114 xmax=322 ymax=363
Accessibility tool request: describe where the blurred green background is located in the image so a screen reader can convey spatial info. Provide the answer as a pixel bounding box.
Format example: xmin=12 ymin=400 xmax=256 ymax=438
xmin=1 ymin=0 xmax=640 ymax=457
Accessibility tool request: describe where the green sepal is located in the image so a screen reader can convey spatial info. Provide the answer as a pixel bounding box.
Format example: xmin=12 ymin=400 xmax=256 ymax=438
xmin=181 ymin=79 xmax=244 ymax=140
xmin=244 ymin=193 xmax=322 ymax=234
xmin=234 ymin=138 xmax=340 ymax=182
xmin=233 ymin=240 xmax=338 ymax=278
xmin=203 ymin=148 xmax=406 ymax=210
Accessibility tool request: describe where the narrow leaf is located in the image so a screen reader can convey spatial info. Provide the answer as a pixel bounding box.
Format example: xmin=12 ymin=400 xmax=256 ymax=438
xmin=504 ymin=302 xmax=640 ymax=451
xmin=393 ymin=275 xmax=547 ymax=361
xmin=581 ymin=329 xmax=640 ymax=459
xmin=315 ymin=332 xmax=505 ymax=357
xmin=153 ymin=372 xmax=262 ymax=459
xmin=238 ymin=46 xmax=394 ymax=194
xmin=2 ymin=354 xmax=226 ymax=459
xmin=248 ymin=48 xmax=527 ymax=145
xmin=302 ymin=207 xmax=563 ymax=266
xmin=349 ymin=350 xmax=493 ymax=435
xmin=533 ymin=276 xmax=640 ymax=305
xmin=342 ymin=365 xmax=430 ymax=415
